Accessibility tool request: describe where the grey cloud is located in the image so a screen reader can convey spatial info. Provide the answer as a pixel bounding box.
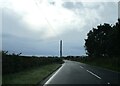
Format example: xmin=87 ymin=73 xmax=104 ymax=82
xmin=62 ymin=2 xmax=74 ymax=9
xmin=62 ymin=2 xmax=117 ymax=24
xmin=62 ymin=2 xmax=83 ymax=10
xmin=62 ymin=2 xmax=117 ymax=33
xmin=49 ymin=2 xmax=55 ymax=5
xmin=62 ymin=2 xmax=102 ymax=10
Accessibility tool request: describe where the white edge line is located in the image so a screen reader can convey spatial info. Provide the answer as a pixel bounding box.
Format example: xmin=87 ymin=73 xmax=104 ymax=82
xmin=44 ymin=64 xmax=65 ymax=85
xmin=80 ymin=66 xmax=83 ymax=69
xmin=86 ymin=70 xmax=101 ymax=79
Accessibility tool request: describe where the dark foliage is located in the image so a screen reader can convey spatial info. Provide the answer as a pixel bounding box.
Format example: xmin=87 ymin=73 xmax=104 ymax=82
xmin=62 ymin=56 xmax=88 ymax=62
xmin=85 ymin=19 xmax=120 ymax=57
xmin=2 ymin=51 xmax=64 ymax=74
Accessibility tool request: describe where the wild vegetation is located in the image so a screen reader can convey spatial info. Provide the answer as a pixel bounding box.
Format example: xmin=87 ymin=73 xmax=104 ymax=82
xmin=2 ymin=51 xmax=64 ymax=75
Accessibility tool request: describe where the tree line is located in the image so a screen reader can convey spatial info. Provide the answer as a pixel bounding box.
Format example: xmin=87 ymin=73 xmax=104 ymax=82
xmin=85 ymin=19 xmax=120 ymax=57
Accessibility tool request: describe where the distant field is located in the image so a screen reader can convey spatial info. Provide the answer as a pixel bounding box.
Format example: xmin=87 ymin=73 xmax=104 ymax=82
xmin=2 ymin=63 xmax=61 ymax=85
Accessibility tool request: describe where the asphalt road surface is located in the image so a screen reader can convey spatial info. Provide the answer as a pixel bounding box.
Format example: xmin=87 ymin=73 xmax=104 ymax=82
xmin=43 ymin=60 xmax=120 ymax=85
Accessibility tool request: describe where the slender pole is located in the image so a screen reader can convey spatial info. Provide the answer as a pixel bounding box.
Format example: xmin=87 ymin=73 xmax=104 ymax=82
xmin=60 ymin=40 xmax=62 ymax=57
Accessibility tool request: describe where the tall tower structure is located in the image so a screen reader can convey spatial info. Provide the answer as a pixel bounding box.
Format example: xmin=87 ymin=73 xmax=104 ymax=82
xmin=60 ymin=40 xmax=62 ymax=57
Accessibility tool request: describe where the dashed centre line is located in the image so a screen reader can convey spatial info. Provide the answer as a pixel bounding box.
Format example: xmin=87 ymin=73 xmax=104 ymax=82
xmin=80 ymin=66 xmax=84 ymax=69
xmin=86 ymin=70 xmax=101 ymax=79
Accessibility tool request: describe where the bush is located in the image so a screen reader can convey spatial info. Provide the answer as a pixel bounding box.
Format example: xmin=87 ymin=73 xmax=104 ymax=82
xmin=2 ymin=51 xmax=64 ymax=74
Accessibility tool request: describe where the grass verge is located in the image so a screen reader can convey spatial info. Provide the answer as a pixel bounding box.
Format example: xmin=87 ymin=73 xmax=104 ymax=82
xmin=2 ymin=63 xmax=61 ymax=85
xmin=80 ymin=57 xmax=120 ymax=72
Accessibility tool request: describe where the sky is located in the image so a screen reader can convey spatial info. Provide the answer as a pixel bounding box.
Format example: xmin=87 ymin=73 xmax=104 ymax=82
xmin=0 ymin=0 xmax=119 ymax=56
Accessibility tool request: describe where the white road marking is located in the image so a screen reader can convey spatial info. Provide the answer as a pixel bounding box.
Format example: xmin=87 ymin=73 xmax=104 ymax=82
xmin=80 ymin=66 xmax=83 ymax=69
xmin=107 ymin=82 xmax=110 ymax=84
xmin=44 ymin=64 xmax=65 ymax=85
xmin=86 ymin=70 xmax=101 ymax=79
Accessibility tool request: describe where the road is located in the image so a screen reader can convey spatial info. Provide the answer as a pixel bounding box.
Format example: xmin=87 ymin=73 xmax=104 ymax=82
xmin=43 ymin=60 xmax=120 ymax=85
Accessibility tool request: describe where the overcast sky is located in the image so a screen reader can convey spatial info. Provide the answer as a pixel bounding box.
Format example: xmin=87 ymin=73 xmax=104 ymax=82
xmin=1 ymin=0 xmax=119 ymax=56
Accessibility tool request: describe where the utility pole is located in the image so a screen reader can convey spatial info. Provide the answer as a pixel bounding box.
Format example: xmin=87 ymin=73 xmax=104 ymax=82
xmin=60 ymin=40 xmax=62 ymax=57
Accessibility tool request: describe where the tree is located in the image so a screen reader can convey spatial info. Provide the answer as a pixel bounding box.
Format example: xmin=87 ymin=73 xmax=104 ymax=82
xmin=85 ymin=19 xmax=120 ymax=57
xmin=107 ymin=19 xmax=120 ymax=57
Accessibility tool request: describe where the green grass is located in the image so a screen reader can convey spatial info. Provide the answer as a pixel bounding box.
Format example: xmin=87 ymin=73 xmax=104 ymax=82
xmin=80 ymin=57 xmax=120 ymax=72
xmin=2 ymin=63 xmax=61 ymax=85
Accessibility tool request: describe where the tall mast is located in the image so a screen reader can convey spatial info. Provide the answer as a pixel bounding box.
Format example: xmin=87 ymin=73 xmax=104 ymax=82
xmin=60 ymin=40 xmax=62 ymax=57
